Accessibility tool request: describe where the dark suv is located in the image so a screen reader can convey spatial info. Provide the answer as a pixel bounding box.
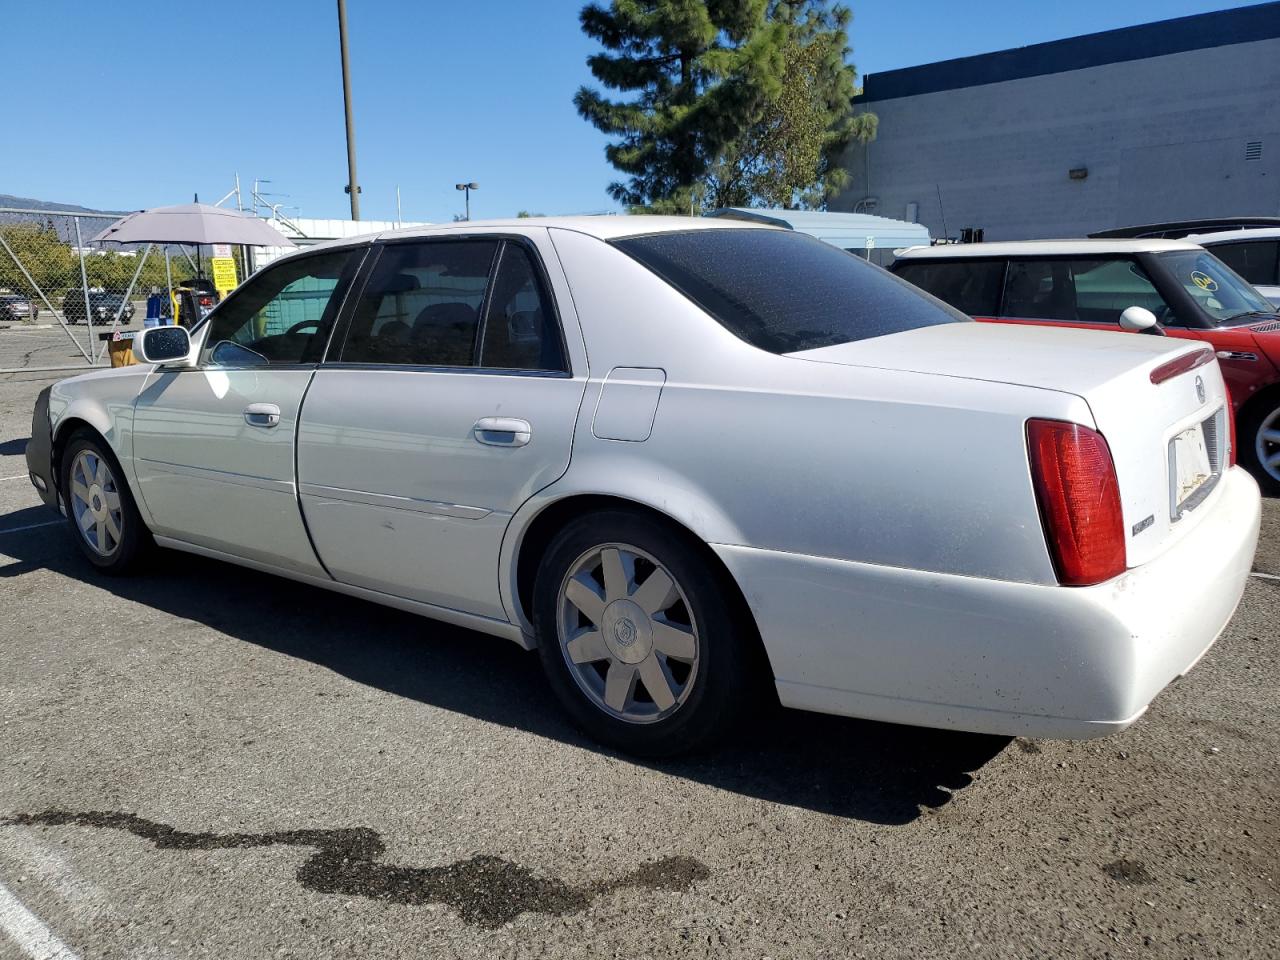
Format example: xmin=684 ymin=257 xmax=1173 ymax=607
xmin=61 ymin=289 xmax=136 ymax=325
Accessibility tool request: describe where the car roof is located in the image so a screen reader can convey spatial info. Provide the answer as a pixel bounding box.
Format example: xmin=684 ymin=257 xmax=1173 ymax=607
xmin=893 ymin=238 xmax=1203 ymax=259
xmin=283 ymin=215 xmax=776 ymax=258
xmin=1187 ymin=227 xmax=1280 ymax=244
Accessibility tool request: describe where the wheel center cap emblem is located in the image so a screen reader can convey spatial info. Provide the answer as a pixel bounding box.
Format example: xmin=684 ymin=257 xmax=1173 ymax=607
xmin=614 ymin=618 xmax=637 ymax=646
xmin=599 ymin=599 xmax=653 ymax=665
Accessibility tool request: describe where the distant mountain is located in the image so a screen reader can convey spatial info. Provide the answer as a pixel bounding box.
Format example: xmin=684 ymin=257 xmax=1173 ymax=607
xmin=0 ymin=194 xmax=129 ymax=216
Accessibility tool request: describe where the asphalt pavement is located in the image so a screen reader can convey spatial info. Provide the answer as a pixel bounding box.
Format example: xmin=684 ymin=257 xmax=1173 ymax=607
xmin=0 ymin=372 xmax=1277 ymax=959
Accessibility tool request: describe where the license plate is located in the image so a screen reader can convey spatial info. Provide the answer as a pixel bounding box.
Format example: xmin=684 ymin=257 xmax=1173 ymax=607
xmin=1172 ymin=424 xmax=1212 ymax=509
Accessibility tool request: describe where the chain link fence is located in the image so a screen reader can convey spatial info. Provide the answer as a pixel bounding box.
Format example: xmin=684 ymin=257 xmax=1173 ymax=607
xmin=0 ymin=208 xmax=195 ymax=374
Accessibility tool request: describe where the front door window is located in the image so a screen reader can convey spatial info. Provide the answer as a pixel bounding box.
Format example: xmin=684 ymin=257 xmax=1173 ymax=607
xmin=200 ymin=250 xmax=362 ymax=366
xmin=1003 ymin=258 xmax=1175 ymax=325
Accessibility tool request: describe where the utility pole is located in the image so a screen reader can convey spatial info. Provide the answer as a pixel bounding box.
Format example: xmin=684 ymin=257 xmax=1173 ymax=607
xmin=337 ymin=0 xmax=361 ymax=220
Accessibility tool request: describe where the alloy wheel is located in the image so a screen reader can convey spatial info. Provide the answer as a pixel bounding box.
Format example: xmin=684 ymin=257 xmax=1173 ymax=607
xmin=68 ymin=449 xmax=123 ymax=557
xmin=1258 ymin=406 xmax=1280 ymax=484
xmin=556 ymin=542 xmax=700 ymax=724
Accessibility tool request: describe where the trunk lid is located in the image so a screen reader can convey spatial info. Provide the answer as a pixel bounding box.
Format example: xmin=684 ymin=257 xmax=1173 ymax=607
xmin=790 ymin=322 xmax=1231 ymax=570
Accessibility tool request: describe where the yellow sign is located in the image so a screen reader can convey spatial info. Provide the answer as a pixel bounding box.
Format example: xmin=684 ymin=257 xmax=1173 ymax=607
xmin=211 ymin=257 xmax=239 ymax=299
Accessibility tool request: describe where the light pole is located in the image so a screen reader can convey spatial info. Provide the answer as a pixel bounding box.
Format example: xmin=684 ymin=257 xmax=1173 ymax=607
xmin=337 ymin=0 xmax=361 ymax=220
xmin=455 ymin=182 xmax=479 ymax=221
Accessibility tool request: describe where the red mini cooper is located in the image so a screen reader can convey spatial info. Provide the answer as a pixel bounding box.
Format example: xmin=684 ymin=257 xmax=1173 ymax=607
xmin=892 ymin=239 xmax=1280 ymax=493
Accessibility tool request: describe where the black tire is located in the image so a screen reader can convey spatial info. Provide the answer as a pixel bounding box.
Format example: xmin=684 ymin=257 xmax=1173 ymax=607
xmin=60 ymin=430 xmax=152 ymax=574
xmin=533 ymin=509 xmax=759 ymax=757
xmin=1239 ymin=399 xmax=1280 ymax=497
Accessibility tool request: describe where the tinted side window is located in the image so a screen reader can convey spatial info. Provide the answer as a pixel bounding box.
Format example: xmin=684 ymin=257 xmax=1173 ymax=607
xmin=1003 ymin=260 xmax=1073 ymax=321
xmin=478 ymin=244 xmax=566 ymax=371
xmin=893 ymin=260 xmax=1003 ymax=316
xmin=340 ymin=240 xmax=499 ymax=366
xmin=1210 ymin=241 xmax=1279 ymax=287
xmin=613 ymin=229 xmax=967 ymax=355
xmin=201 ymin=249 xmax=359 ymax=366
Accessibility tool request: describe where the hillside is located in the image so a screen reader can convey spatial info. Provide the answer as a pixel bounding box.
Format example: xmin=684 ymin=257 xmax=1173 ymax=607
xmin=0 ymin=194 xmax=127 ymax=216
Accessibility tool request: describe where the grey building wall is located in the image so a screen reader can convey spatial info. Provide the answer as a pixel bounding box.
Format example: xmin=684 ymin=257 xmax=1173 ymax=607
xmin=835 ymin=35 xmax=1280 ymax=240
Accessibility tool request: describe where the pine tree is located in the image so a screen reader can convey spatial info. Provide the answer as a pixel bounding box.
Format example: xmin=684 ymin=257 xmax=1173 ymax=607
xmin=575 ymin=0 xmax=875 ymax=212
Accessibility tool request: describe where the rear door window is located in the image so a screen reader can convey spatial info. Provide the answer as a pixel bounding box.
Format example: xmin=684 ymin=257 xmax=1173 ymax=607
xmin=612 ymin=229 xmax=967 ymax=354
xmin=339 ymin=240 xmax=499 ymax=366
xmin=892 ymin=260 xmax=1004 ymax=316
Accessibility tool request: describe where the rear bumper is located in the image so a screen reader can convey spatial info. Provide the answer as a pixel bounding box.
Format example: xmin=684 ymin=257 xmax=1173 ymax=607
xmin=25 ymin=385 xmax=59 ymax=511
xmin=713 ymin=466 xmax=1261 ymax=739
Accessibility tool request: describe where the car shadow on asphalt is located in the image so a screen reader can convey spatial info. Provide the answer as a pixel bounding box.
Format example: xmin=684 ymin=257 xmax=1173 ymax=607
xmin=0 ymin=437 xmax=29 ymax=456
xmin=0 ymin=520 xmax=1010 ymax=826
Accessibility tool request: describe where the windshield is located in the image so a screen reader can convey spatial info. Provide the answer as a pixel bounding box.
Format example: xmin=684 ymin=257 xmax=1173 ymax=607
xmin=612 ymin=229 xmax=967 ymax=354
xmin=1156 ymin=249 xmax=1276 ymax=324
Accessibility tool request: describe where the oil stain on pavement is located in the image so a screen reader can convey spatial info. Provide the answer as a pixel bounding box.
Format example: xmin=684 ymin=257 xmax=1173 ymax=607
xmin=2 ymin=810 xmax=710 ymax=928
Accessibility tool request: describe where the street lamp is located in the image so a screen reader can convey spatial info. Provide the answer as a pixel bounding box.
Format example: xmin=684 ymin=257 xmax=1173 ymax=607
xmin=337 ymin=0 xmax=361 ymax=220
xmin=455 ymin=182 xmax=479 ymax=221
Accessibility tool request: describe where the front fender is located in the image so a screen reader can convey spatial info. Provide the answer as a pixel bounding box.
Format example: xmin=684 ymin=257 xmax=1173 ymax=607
xmin=48 ymin=367 xmax=152 ymax=520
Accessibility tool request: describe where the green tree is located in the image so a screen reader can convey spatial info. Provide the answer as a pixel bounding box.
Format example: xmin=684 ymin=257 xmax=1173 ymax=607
xmin=0 ymin=223 xmax=76 ymax=300
xmin=575 ymin=0 xmax=874 ymax=213
xmin=0 ymin=223 xmax=190 ymax=314
xmin=708 ymin=11 xmax=877 ymax=209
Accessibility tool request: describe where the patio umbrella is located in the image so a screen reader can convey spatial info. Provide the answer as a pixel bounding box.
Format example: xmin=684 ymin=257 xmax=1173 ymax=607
xmin=89 ymin=202 xmax=296 ymax=247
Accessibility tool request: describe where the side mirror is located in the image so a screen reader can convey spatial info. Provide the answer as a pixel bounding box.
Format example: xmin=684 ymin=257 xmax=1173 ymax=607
xmin=135 ymin=325 xmax=193 ymax=365
xmin=1119 ymin=305 xmax=1161 ymax=334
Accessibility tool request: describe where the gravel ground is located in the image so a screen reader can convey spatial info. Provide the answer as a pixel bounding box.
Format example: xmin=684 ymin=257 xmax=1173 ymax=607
xmin=0 ymin=372 xmax=1277 ymax=960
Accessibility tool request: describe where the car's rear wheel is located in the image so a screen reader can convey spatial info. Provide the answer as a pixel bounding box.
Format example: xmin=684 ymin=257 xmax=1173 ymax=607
xmin=1241 ymin=400 xmax=1280 ymax=496
xmin=533 ymin=510 xmax=757 ymax=757
xmin=61 ymin=432 xmax=151 ymax=573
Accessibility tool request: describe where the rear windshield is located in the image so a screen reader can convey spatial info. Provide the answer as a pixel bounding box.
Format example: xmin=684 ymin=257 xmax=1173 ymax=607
xmin=612 ymin=228 xmax=967 ymax=354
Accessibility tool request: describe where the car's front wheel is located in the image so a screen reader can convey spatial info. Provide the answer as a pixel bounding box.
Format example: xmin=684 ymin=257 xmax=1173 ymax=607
xmin=533 ymin=510 xmax=758 ymax=757
xmin=60 ymin=431 xmax=151 ymax=573
xmin=1241 ymin=400 xmax=1280 ymax=496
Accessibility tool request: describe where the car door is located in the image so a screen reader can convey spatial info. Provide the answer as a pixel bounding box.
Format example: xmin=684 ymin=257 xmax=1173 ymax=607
xmin=132 ymin=246 xmax=367 ymax=575
xmin=296 ymin=231 xmax=588 ymax=620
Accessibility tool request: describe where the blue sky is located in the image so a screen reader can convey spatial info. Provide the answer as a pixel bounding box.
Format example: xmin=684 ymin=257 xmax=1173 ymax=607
xmin=3 ymin=0 xmax=1271 ymax=222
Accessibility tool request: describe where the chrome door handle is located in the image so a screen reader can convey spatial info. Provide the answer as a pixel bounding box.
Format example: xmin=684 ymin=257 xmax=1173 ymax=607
xmin=473 ymin=417 xmax=531 ymax=447
xmin=244 ymin=403 xmax=281 ymax=428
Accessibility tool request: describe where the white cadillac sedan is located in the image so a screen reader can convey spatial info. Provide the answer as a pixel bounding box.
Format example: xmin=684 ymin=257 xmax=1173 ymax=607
xmin=26 ymin=217 xmax=1261 ymax=756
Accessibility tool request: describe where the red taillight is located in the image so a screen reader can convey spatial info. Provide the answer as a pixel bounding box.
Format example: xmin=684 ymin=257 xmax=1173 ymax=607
xmin=199 ymin=296 xmax=213 ymax=307
xmin=1027 ymin=419 xmax=1127 ymax=586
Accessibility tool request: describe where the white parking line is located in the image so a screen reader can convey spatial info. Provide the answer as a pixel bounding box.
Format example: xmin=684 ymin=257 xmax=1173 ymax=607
xmin=1252 ymin=571 xmax=1280 ymax=581
xmin=0 ymin=880 xmax=80 ymax=960
xmin=0 ymin=521 xmax=62 ymax=536
xmin=0 ymin=475 xmax=30 ymax=482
